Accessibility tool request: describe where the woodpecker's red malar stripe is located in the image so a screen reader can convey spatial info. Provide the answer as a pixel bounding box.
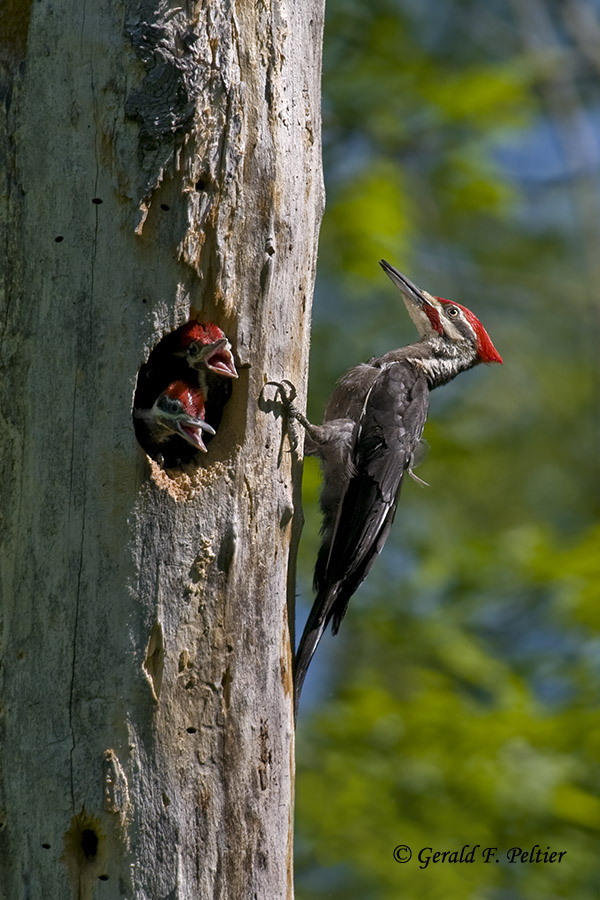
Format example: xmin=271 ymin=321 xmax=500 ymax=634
xmin=424 ymin=305 xmax=443 ymax=336
xmin=436 ymin=298 xmax=503 ymax=364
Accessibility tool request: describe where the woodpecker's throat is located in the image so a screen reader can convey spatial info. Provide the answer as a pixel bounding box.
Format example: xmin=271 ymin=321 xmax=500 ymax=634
xmin=406 ymin=338 xmax=480 ymax=387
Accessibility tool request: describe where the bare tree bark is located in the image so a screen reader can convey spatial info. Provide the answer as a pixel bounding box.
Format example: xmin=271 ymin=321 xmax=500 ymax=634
xmin=0 ymin=1 xmax=324 ymax=897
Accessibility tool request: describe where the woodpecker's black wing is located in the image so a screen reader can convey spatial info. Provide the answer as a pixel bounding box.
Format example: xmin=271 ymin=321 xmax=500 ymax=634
xmin=294 ymin=362 xmax=429 ymax=708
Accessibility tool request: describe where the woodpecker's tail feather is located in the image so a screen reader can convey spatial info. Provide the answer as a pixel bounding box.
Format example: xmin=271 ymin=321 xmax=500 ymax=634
xmin=293 ymin=591 xmax=336 ymax=720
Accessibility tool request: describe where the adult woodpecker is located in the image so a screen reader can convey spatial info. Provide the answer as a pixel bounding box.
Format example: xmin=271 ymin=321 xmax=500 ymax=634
xmin=280 ymin=260 xmax=502 ymax=713
xmin=133 ymin=378 xmax=216 ymax=468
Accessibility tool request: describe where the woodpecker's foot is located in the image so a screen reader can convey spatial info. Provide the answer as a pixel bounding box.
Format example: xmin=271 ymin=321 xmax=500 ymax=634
xmin=265 ymin=380 xmax=309 ymax=452
xmin=265 ymin=380 xmax=302 ymax=421
xmin=268 ymin=380 xmax=314 ymax=430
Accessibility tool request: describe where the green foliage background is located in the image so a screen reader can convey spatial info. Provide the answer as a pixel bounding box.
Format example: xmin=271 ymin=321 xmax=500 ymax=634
xmin=295 ymin=1 xmax=600 ymax=898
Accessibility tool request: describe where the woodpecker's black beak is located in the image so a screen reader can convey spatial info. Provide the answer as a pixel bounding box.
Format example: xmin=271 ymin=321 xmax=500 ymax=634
xmin=204 ymin=339 xmax=238 ymax=378
xmin=171 ymin=413 xmax=216 ymax=452
xmin=187 ymin=339 xmax=238 ymax=378
xmin=379 ymin=260 xmax=435 ymax=309
xmin=379 ymin=259 xmax=442 ymax=339
xmin=153 ymin=406 xmax=216 ymax=452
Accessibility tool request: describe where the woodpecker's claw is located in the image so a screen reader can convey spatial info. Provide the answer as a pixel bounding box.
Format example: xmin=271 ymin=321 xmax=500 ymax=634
xmin=265 ymin=379 xmax=297 ymax=407
xmin=265 ymin=380 xmax=306 ymax=454
xmin=265 ymin=380 xmax=309 ymax=428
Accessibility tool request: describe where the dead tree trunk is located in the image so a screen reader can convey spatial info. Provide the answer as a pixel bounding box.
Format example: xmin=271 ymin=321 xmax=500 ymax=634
xmin=0 ymin=2 xmax=324 ymax=897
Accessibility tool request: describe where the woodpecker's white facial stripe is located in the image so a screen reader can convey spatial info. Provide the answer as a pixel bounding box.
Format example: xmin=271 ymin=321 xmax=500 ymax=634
xmin=438 ymin=299 xmax=503 ymax=363
xmin=439 ymin=309 xmax=478 ymax=345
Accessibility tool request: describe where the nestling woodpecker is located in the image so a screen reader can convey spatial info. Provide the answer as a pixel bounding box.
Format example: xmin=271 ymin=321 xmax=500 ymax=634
xmin=178 ymin=321 xmax=239 ymax=384
xmin=176 ymin=321 xmax=239 ymax=434
xmin=133 ymin=378 xmax=216 ymax=468
xmin=153 ymin=320 xmax=238 ymax=390
xmin=281 ymin=260 xmax=502 ymax=713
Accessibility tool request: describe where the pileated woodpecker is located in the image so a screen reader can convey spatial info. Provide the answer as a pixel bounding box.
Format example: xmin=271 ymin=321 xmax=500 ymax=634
xmin=279 ymin=260 xmax=502 ymax=713
xmin=133 ymin=320 xmax=237 ymax=465
xmin=179 ymin=320 xmax=238 ymax=384
xmin=178 ymin=321 xmax=238 ymax=432
xmin=133 ymin=378 xmax=216 ymax=467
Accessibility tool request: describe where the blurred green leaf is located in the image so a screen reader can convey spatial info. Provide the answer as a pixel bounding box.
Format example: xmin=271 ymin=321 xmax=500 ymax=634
xmin=296 ymin=1 xmax=600 ymax=898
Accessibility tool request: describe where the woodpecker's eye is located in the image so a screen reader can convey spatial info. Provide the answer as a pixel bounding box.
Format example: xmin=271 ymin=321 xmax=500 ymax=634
xmin=446 ymin=306 xmax=460 ymax=318
xmin=187 ymin=342 xmax=202 ymax=358
xmin=157 ymin=396 xmax=183 ymax=415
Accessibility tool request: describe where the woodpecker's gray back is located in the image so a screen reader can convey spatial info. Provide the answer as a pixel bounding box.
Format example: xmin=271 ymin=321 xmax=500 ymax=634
xmin=294 ymin=359 xmax=430 ymax=704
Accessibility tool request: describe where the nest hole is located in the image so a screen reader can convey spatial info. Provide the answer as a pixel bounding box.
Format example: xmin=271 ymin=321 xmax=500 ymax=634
xmin=132 ymin=318 xmax=238 ymax=470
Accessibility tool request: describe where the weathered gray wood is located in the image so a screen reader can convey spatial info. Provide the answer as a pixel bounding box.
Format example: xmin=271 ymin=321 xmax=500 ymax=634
xmin=0 ymin=1 xmax=324 ymax=897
